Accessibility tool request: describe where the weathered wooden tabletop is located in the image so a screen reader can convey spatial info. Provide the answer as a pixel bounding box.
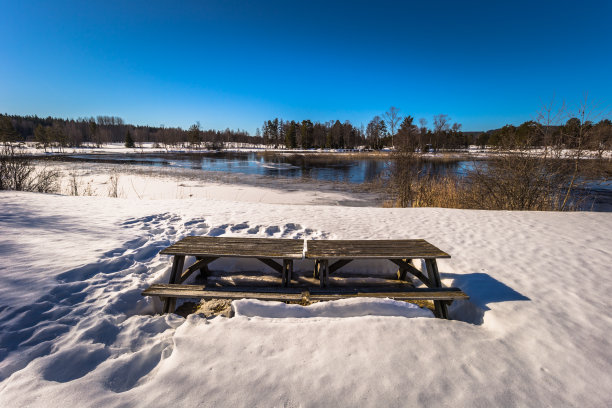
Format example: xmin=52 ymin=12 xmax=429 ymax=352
xmin=160 ymin=236 xmax=304 ymax=259
xmin=305 ymin=239 xmax=450 ymax=259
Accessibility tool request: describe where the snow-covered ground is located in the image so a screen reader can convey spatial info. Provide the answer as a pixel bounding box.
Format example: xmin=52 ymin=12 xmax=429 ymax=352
xmin=36 ymin=161 xmax=376 ymax=206
xmin=16 ymin=142 xmax=612 ymax=159
xmin=1 ymin=186 xmax=611 ymax=407
xmin=16 ymin=142 xmax=373 ymax=155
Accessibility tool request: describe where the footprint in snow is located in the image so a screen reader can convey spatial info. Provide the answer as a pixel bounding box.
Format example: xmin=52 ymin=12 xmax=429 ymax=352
xmin=208 ymin=224 xmax=229 ymax=237
xmin=230 ymin=222 xmax=249 ymax=232
xmin=247 ymin=225 xmax=260 ymax=234
xmin=264 ymin=226 xmax=280 ymax=236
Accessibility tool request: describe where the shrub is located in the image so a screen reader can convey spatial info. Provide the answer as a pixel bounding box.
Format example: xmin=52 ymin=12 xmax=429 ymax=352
xmin=0 ymin=144 xmax=60 ymax=193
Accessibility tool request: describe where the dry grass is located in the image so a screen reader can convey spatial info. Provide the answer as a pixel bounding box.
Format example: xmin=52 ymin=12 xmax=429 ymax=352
xmin=386 ymin=151 xmax=602 ymax=211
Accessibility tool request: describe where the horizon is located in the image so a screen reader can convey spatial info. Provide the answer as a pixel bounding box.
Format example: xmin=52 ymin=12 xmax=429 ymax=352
xmin=2 ymin=0 xmax=611 ymax=133
xmin=5 ymin=111 xmax=607 ymax=136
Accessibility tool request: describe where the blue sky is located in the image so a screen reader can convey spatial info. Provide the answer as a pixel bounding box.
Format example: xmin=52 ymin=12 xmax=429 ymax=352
xmin=1 ymin=0 xmax=611 ymax=132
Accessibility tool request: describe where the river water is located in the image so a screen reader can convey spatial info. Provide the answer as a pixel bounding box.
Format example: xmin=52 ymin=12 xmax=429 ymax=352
xmin=64 ymin=151 xmax=611 ymax=211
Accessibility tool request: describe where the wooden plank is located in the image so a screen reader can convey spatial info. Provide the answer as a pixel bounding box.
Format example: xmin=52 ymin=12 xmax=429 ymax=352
xmin=179 ymin=257 xmax=218 ymax=284
xmin=144 ymin=284 xmax=304 ymax=302
xmin=144 ymin=284 xmax=469 ymax=302
xmin=309 ymin=291 xmax=468 ymax=301
xmin=160 ymin=236 xmax=304 ymax=258
xmin=306 ymin=239 xmax=450 ymax=259
xmin=145 ymin=284 xmax=304 ymax=294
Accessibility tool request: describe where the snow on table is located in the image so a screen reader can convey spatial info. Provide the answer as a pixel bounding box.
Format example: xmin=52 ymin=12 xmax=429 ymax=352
xmin=0 ymin=191 xmax=611 ymax=407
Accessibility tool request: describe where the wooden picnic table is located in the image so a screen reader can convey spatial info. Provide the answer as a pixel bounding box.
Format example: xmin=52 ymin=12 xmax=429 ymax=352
xmin=305 ymin=239 xmax=452 ymax=318
xmin=144 ymin=236 xmax=467 ymax=318
xmin=158 ymin=236 xmax=303 ymax=313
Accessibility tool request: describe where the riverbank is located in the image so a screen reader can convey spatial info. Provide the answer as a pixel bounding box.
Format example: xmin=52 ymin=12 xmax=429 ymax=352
xmin=6 ymin=141 xmax=610 ymax=210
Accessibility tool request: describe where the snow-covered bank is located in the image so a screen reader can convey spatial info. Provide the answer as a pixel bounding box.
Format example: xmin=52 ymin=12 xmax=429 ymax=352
xmin=1 ymin=192 xmax=611 ymax=407
xmin=33 ymin=161 xmax=379 ymax=206
xmin=15 ymin=142 xmax=612 ymax=159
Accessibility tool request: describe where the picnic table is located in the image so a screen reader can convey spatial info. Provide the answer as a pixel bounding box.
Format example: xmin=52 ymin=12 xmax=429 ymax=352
xmin=142 ymin=236 xmax=468 ymax=318
xmin=307 ymin=239 xmax=454 ymax=318
xmin=154 ymin=236 xmax=303 ymax=313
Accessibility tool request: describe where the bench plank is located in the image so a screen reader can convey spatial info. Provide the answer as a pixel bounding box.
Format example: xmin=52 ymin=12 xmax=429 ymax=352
xmin=144 ymin=284 xmax=304 ymax=301
xmin=143 ymin=284 xmax=469 ymax=302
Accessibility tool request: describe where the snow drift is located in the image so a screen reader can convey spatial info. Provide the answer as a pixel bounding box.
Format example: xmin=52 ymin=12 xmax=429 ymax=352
xmin=0 ymin=191 xmax=611 ymax=407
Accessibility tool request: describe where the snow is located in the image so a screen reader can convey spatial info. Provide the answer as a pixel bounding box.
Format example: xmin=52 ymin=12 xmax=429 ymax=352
xmin=36 ymin=161 xmax=372 ymax=206
xmin=232 ymin=298 xmax=434 ymax=319
xmin=1 ymin=187 xmax=611 ymax=407
xmin=14 ymin=142 xmax=612 ymax=159
xmin=16 ymin=142 xmax=374 ymax=155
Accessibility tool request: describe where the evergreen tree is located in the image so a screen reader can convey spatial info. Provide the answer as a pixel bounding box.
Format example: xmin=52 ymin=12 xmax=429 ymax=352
xmin=262 ymin=121 xmax=269 ymax=146
xmin=397 ymin=116 xmax=418 ymax=151
xmin=0 ymin=116 xmax=19 ymax=142
xmin=477 ymin=132 xmax=490 ymax=148
xmin=187 ymin=123 xmax=201 ymax=147
xmin=300 ymin=120 xmax=314 ymax=148
xmin=34 ymin=124 xmax=48 ymax=149
xmin=285 ymin=121 xmax=297 ymax=148
xmin=125 ymin=130 xmax=135 ymax=148
xmin=325 ymin=131 xmax=333 ymax=149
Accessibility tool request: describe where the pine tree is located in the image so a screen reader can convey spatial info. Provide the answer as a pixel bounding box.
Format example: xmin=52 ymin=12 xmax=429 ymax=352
xmin=34 ymin=124 xmax=48 ymax=149
xmin=0 ymin=116 xmax=19 ymax=142
xmin=187 ymin=123 xmax=201 ymax=147
xmin=125 ymin=130 xmax=135 ymax=148
xmin=285 ymin=121 xmax=297 ymax=148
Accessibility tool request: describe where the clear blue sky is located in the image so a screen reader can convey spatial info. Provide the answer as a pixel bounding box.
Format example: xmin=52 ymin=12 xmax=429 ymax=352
xmin=1 ymin=0 xmax=611 ymax=132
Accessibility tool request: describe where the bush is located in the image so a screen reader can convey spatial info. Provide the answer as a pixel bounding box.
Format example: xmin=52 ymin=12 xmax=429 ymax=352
xmin=0 ymin=144 xmax=60 ymax=193
xmin=387 ymin=147 xmax=598 ymax=211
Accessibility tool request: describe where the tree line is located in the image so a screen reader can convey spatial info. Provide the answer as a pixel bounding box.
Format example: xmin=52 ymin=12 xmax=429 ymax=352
xmin=0 ymin=109 xmax=469 ymax=151
xmin=477 ymin=119 xmax=612 ymax=152
xmin=0 ymin=115 xmax=252 ymax=149
xmin=258 ymin=109 xmax=467 ymax=150
xmin=1 ymin=106 xmax=610 ymax=151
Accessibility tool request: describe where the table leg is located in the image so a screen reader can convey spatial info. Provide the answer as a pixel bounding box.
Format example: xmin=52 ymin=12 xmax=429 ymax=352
xmin=313 ymin=260 xmax=320 ymax=279
xmin=423 ymin=259 xmax=448 ymax=319
xmin=319 ymin=259 xmax=329 ymax=288
xmin=282 ymin=259 xmax=293 ymax=287
xmin=195 ymin=256 xmax=210 ymax=281
xmin=163 ymin=255 xmax=185 ymax=314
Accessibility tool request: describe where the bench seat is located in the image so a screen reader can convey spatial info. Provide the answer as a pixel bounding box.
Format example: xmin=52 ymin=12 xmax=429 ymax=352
xmin=142 ymin=283 xmax=469 ymax=303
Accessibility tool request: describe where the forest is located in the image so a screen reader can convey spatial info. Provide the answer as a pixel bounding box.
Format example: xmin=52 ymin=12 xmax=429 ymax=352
xmin=1 ymin=108 xmax=610 ymax=152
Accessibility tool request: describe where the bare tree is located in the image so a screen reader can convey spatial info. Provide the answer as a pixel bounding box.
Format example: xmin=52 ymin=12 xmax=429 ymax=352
xmin=384 ymin=107 xmax=401 ymax=148
xmin=433 ymin=114 xmax=451 ymax=151
xmin=366 ymin=116 xmax=386 ymax=149
xmin=418 ymin=118 xmax=428 ymax=151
